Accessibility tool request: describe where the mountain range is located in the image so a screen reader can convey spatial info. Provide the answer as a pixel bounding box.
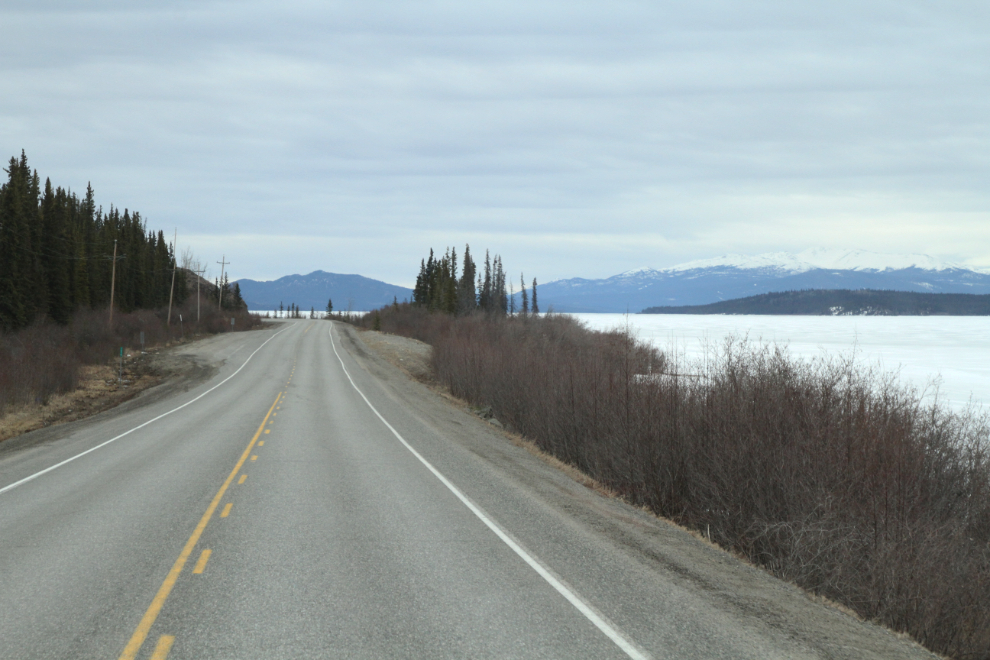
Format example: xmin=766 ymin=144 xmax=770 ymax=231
xmin=236 ymin=271 xmax=412 ymax=312
xmin=235 ymin=250 xmax=990 ymax=315
xmin=537 ymin=249 xmax=990 ymax=313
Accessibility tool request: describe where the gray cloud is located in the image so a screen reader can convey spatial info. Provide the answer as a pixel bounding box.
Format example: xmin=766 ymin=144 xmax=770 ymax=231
xmin=2 ymin=1 xmax=988 ymax=285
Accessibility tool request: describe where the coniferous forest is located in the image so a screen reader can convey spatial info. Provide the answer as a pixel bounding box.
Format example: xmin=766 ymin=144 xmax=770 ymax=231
xmin=411 ymin=245 xmax=537 ymax=316
xmin=0 ymin=151 xmax=187 ymax=332
xmin=0 ymin=152 xmax=259 ymax=418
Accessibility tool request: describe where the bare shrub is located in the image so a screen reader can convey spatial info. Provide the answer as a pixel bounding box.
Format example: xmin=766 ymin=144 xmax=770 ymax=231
xmin=0 ymin=320 xmax=78 ymax=411
xmin=369 ymin=305 xmax=990 ymax=659
xmin=0 ymin=303 xmax=263 ymax=417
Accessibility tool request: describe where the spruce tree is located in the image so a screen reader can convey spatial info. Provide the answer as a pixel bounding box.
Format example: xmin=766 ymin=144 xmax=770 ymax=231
xmin=457 ymin=244 xmax=477 ymax=314
xmin=231 ymin=282 xmax=244 ymax=310
xmin=520 ymin=273 xmax=528 ymax=316
xmin=532 ymin=278 xmax=539 ymax=315
xmin=0 ymin=156 xmax=27 ymax=330
xmin=326 ymin=298 xmax=333 ymax=315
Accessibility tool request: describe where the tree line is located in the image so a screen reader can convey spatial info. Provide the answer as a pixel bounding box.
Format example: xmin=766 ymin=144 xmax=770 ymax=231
xmin=0 ymin=151 xmax=189 ymax=332
xmin=642 ymin=288 xmax=990 ymax=316
xmin=412 ymin=245 xmax=537 ymax=316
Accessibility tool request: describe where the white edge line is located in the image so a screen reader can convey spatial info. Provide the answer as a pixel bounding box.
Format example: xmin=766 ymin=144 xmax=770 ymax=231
xmin=329 ymin=324 xmax=650 ymax=660
xmin=0 ymin=324 xmax=291 ymax=497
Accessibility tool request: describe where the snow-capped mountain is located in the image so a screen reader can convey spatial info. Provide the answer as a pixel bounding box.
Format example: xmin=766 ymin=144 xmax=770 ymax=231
xmin=537 ymin=250 xmax=990 ymax=313
xmin=633 ymin=249 xmax=972 ymax=277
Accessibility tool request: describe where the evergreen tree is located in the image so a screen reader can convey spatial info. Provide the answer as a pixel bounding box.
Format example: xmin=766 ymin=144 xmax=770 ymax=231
xmin=531 ymin=278 xmax=538 ymax=315
xmin=480 ymin=251 xmax=492 ymax=312
xmin=493 ymin=255 xmax=507 ymax=315
xmin=326 ymin=298 xmax=333 ymax=315
xmin=0 ymin=156 xmax=29 ymax=330
xmin=520 ymin=273 xmax=528 ymax=316
xmin=413 ymin=259 xmax=427 ymax=305
xmin=231 ymin=282 xmax=245 ymax=310
xmin=457 ymin=244 xmax=477 ymax=314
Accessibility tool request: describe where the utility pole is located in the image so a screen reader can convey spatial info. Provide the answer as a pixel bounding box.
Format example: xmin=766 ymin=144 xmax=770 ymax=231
xmin=166 ymin=229 xmax=177 ymax=328
xmin=109 ymin=239 xmax=118 ymax=326
xmin=192 ymin=267 xmax=206 ymax=323
xmin=217 ymin=255 xmax=229 ymax=311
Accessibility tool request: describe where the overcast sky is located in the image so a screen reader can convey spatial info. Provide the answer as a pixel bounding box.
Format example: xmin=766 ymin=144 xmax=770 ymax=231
xmin=2 ymin=1 xmax=988 ymax=286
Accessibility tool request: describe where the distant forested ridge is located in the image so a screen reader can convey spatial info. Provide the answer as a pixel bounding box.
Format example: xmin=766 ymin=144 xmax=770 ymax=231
xmin=641 ymin=289 xmax=990 ymax=315
xmin=0 ymin=151 xmax=186 ymax=331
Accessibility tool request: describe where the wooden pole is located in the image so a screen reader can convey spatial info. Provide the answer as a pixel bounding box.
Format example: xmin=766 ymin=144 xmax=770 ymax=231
xmin=193 ymin=267 xmax=206 ymax=323
xmin=166 ymin=229 xmax=177 ymax=327
xmin=109 ymin=239 xmax=118 ymax=327
xmin=217 ymin=255 xmax=229 ymax=311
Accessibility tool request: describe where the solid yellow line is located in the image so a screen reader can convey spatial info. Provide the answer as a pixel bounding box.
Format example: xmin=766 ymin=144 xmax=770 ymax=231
xmin=192 ymin=549 xmax=211 ymax=574
xmin=238 ymin=474 xmax=247 ymax=484
xmin=117 ymin=391 xmax=282 ymax=660
xmin=149 ymin=635 xmax=175 ymax=660
xmin=220 ymin=503 xmax=232 ymax=517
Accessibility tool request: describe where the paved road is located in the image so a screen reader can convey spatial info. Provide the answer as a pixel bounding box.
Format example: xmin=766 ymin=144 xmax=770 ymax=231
xmin=0 ymin=320 xmax=935 ymax=659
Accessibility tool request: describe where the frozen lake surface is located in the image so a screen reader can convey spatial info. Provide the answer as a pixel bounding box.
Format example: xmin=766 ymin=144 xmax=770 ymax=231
xmin=570 ymin=313 xmax=990 ymax=412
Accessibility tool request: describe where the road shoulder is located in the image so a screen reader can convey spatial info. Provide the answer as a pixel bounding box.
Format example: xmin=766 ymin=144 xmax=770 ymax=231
xmin=0 ymin=339 xmax=219 ymax=457
xmin=341 ymin=323 xmax=940 ymax=660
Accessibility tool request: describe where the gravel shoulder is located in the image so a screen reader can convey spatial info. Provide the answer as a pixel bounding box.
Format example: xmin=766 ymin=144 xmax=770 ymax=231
xmin=345 ymin=324 xmax=940 ymax=660
xmin=0 ymin=334 xmax=226 ymax=456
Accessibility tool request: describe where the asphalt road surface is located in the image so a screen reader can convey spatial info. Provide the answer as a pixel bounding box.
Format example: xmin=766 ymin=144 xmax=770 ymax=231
xmin=0 ymin=320 xmax=936 ymax=659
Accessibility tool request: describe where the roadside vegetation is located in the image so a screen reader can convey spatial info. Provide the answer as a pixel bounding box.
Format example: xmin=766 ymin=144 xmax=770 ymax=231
xmin=352 ymin=251 xmax=990 ymax=660
xmin=0 ymin=151 xmax=260 ymax=418
xmin=0 ymin=299 xmax=260 ymax=418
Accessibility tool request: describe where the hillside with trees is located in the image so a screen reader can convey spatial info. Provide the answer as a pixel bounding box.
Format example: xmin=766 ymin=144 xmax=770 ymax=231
xmin=641 ymin=289 xmax=990 ymax=315
xmin=0 ymin=151 xmax=187 ymax=332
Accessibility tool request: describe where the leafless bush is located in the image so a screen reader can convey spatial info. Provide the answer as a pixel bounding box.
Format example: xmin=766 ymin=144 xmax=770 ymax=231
xmin=0 ymin=303 xmax=262 ymax=417
xmin=0 ymin=320 xmax=78 ymax=411
xmin=372 ymin=306 xmax=990 ymax=659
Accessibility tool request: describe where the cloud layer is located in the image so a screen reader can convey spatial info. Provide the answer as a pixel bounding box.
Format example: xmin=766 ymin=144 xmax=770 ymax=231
xmin=3 ymin=1 xmax=988 ymax=285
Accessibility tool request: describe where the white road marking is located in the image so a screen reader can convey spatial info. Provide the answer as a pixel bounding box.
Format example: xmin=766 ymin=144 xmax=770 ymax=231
xmin=329 ymin=325 xmax=650 ymax=660
xmin=0 ymin=325 xmax=292 ymax=497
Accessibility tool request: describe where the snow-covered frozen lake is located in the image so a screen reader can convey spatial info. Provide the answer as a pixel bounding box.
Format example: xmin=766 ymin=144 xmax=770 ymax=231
xmin=570 ymin=313 xmax=990 ymax=412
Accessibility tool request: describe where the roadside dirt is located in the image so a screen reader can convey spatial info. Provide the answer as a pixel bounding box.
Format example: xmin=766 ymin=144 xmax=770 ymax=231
xmin=356 ymin=330 xmax=433 ymax=382
xmin=348 ymin=325 xmax=940 ymax=660
xmin=0 ymin=339 xmax=213 ymax=445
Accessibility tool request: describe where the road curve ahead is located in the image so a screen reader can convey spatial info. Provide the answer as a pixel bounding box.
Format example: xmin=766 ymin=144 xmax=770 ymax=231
xmin=0 ymin=320 xmax=934 ymax=659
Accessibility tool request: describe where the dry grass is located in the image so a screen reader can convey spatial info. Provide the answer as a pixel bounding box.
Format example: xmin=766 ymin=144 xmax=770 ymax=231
xmin=0 ymin=300 xmax=262 ymax=440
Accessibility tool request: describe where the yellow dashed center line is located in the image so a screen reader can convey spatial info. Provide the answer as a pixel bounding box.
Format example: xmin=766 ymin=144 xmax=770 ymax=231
xmin=238 ymin=474 xmax=247 ymax=484
xmin=250 ymin=455 xmax=258 ymax=461
xmin=149 ymin=635 xmax=175 ymax=660
xmin=264 ymin=429 xmax=270 ymax=434
xmin=192 ymin=549 xmax=211 ymax=574
xmin=117 ymin=391 xmax=281 ymax=660
xmin=220 ymin=503 xmax=232 ymax=518
xmin=258 ymin=441 xmax=264 ymax=447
